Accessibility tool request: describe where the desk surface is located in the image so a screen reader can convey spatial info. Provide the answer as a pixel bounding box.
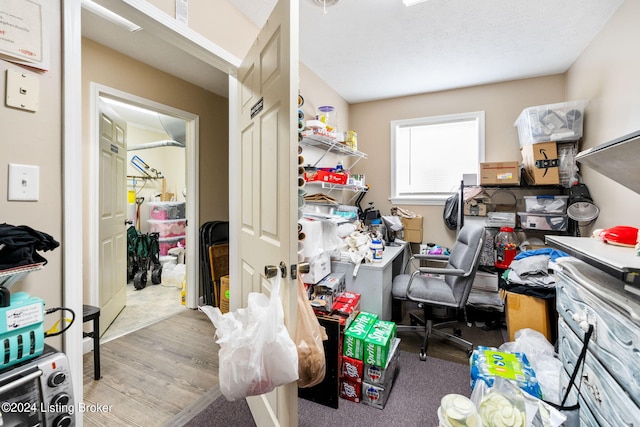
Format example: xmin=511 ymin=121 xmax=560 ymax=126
xmin=332 ymin=241 xmax=408 ymax=270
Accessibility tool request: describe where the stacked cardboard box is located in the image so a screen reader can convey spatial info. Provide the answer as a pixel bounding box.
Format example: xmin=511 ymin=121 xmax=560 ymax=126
xmin=400 ymin=215 xmax=423 ymax=243
xmin=361 ymin=338 xmax=400 ymax=409
xmin=339 ymin=314 xmax=400 ymax=408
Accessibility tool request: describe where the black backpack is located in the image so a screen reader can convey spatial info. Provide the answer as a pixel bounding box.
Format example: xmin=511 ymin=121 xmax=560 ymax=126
xmin=443 ymin=193 xmax=459 ymax=230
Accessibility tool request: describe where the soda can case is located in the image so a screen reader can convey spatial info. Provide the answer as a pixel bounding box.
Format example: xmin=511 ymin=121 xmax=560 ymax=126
xmin=339 ymin=378 xmax=361 ymax=403
xmin=341 ymin=355 xmax=364 ymax=383
xmin=363 ymin=338 xmax=400 ymax=386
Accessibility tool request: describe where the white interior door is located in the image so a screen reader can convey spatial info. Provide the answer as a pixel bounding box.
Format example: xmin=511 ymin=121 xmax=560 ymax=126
xmin=98 ymin=101 xmax=128 ymax=335
xmin=231 ymin=0 xmax=299 ymax=425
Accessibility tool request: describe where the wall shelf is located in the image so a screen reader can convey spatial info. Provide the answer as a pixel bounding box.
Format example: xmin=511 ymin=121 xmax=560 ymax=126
xmin=300 ymin=134 xmax=367 ymax=168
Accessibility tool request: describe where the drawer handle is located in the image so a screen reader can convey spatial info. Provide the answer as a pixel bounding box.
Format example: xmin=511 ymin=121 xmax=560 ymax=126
xmin=582 ymin=373 xmax=602 ymax=403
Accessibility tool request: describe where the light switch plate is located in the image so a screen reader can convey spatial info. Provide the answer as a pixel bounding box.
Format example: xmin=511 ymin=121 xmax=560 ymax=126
xmin=6 ymin=69 xmax=40 ymax=112
xmin=8 ymin=163 xmax=39 ymax=201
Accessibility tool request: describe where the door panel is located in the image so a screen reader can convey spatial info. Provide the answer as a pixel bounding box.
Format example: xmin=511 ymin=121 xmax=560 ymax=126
xmin=233 ymin=0 xmax=299 ymax=425
xmin=98 ymin=103 xmax=127 ymax=335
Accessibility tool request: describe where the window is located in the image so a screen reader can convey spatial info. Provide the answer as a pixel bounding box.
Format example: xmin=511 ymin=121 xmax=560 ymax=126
xmin=390 ymin=111 xmax=485 ymax=205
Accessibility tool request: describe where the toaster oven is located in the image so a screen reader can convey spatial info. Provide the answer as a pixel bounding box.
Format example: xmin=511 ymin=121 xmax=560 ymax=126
xmin=0 ymin=345 xmax=74 ymax=426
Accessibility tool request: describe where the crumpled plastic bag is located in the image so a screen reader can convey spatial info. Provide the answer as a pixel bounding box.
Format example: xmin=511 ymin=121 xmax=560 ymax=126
xmin=499 ymin=329 xmax=563 ymax=405
xmin=199 ymin=274 xmax=298 ymax=401
xmin=296 ymin=276 xmax=327 ymax=388
xmin=471 ymin=377 xmax=566 ymax=427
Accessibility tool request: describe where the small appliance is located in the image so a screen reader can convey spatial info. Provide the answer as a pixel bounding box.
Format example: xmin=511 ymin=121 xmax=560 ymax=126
xmin=0 ymin=345 xmax=75 ymax=426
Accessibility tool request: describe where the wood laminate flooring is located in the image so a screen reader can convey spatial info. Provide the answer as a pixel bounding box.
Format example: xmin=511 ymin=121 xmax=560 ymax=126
xmin=83 ymin=309 xmax=219 ymax=427
xmin=82 ymin=303 xmax=505 ymax=426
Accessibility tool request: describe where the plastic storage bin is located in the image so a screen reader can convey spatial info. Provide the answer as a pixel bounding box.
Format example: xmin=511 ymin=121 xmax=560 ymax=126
xmin=518 ymin=212 xmax=568 ymax=231
xmin=148 ymin=201 xmax=186 ymax=220
xmin=523 ymin=195 xmax=569 ymax=214
xmin=515 ymin=100 xmax=588 ymax=146
xmin=147 ymin=219 xmax=187 ymax=238
xmin=158 ymin=235 xmax=185 ymax=256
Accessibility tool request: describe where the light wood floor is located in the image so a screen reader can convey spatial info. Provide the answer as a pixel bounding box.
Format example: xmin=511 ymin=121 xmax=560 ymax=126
xmin=82 ymin=304 xmax=505 ymax=426
xmin=82 ymin=309 xmax=220 ymax=427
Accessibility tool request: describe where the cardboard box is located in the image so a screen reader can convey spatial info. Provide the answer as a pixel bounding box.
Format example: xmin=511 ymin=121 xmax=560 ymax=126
xmin=520 ymin=141 xmax=560 ymax=185
xmin=505 ymin=291 xmax=555 ymax=342
xmin=401 ymin=215 xmax=423 ymax=243
xmin=363 ymin=320 xmax=397 ymax=367
xmin=220 ymin=275 xmax=230 ymax=314
xmin=361 ymin=358 xmax=399 ymax=410
xmin=480 ymin=162 xmax=520 ymax=186
xmin=464 ymin=200 xmax=488 ymax=216
xmin=339 ymin=378 xmax=361 ymax=403
xmin=304 ymin=169 xmax=348 ymax=185
xmin=331 ymin=292 xmax=361 ymax=328
xmin=341 ymin=355 xmax=364 ymax=383
xmin=343 ymin=312 xmax=378 ymax=360
xmin=301 ymin=252 xmax=331 ymax=285
xmin=363 ymin=338 xmax=400 ymax=386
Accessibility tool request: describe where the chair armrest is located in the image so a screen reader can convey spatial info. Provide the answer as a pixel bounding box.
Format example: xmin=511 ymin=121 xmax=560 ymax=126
xmin=403 ymin=253 xmax=449 ymax=273
xmin=415 ymin=267 xmax=470 ymax=277
xmin=411 ymin=253 xmax=450 ymax=262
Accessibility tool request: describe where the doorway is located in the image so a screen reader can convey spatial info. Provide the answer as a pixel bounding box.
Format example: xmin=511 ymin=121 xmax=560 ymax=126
xmin=89 ymin=85 xmax=199 ymax=340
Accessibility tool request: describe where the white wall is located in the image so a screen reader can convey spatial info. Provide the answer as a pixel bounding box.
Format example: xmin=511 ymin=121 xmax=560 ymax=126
xmin=565 ymin=0 xmax=640 ymax=231
xmin=0 ymin=2 xmax=63 ymax=349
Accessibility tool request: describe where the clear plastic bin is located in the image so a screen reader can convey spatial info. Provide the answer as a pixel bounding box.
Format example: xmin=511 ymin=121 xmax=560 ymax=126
xmin=148 ymin=201 xmax=186 ymax=220
xmin=158 ymin=235 xmax=186 ymax=256
xmin=515 ymin=100 xmax=588 ymax=147
xmin=147 ymin=219 xmax=187 ymax=238
xmin=518 ymin=212 xmax=568 ymax=231
xmin=523 ymin=195 xmax=569 ymax=214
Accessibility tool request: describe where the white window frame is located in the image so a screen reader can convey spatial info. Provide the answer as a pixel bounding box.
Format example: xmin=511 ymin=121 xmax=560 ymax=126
xmin=390 ymin=111 xmax=485 ymax=205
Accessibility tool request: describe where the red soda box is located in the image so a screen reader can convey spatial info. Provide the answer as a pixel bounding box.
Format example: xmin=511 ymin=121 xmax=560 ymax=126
xmin=339 ymin=378 xmax=361 ymax=403
xmin=341 ymin=355 xmax=364 ymax=383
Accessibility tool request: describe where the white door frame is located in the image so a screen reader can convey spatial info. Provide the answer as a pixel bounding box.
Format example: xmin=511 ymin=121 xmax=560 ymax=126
xmin=63 ymin=0 xmax=241 ymax=421
xmin=89 ymin=84 xmax=200 ymax=310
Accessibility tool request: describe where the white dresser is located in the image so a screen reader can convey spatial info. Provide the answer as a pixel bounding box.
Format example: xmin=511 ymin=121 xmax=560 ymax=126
xmin=551 ymin=253 xmax=640 ymax=426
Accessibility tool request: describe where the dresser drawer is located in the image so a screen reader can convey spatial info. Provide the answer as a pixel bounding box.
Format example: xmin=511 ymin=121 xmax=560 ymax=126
xmin=559 ymin=369 xmax=601 ymax=427
xmin=558 ymin=319 xmax=640 ymax=425
xmin=556 ymin=270 xmax=640 ymax=405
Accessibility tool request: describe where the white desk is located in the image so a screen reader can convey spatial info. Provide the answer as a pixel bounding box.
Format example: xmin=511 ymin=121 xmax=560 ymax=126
xmin=331 ymin=242 xmax=409 ymax=320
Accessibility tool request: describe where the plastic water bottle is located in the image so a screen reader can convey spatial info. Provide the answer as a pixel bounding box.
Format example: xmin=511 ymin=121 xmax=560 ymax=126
xmin=371 ymin=239 xmax=384 ymax=262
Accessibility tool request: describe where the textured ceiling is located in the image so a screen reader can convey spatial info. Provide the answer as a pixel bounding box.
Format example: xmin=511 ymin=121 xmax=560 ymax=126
xmin=235 ymin=0 xmax=623 ymax=103
xmin=83 ymin=0 xmax=623 ymax=110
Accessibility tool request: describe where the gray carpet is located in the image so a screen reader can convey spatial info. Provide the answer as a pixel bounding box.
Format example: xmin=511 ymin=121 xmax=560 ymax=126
xmin=183 ymin=350 xmax=472 ymax=426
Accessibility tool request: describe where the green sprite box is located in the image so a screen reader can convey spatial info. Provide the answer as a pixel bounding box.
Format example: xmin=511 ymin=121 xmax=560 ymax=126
xmin=363 ymin=320 xmax=397 ymax=367
xmin=343 ymin=312 xmax=378 ymax=360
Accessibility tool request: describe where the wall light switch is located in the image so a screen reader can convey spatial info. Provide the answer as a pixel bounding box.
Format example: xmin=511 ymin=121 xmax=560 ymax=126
xmin=6 ymin=69 xmax=40 ymax=112
xmin=8 ymin=164 xmax=39 ymax=201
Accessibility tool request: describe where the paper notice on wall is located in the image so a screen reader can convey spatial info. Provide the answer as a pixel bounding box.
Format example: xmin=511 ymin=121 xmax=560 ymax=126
xmin=0 ymin=0 xmax=48 ymax=71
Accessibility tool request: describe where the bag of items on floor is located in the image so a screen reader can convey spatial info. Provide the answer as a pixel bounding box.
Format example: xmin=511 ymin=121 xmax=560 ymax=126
xmin=199 ymin=274 xmax=298 ymax=401
xmin=295 ymin=276 xmax=327 ymax=388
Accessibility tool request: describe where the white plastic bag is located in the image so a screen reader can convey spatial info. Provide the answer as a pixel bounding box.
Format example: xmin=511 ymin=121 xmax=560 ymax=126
xmin=199 ymin=274 xmax=298 ymax=401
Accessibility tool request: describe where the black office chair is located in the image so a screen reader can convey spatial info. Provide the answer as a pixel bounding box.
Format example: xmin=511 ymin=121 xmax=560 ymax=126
xmin=392 ymin=224 xmax=485 ymax=361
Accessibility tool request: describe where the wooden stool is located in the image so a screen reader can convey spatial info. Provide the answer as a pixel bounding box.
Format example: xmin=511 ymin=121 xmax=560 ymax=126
xmin=83 ymin=305 xmax=101 ymax=380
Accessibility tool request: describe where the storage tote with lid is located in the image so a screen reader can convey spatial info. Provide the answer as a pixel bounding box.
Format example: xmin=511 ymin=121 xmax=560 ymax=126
xmin=148 ymin=201 xmax=186 ymax=220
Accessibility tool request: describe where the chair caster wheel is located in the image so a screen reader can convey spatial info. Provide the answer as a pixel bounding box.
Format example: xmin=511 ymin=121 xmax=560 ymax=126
xmin=453 ymin=328 xmax=462 ymax=337
xmin=419 ymin=353 xmax=427 ymax=361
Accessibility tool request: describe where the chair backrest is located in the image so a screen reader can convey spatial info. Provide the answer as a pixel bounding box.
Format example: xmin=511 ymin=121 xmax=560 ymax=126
xmin=444 ymin=224 xmax=485 ymax=307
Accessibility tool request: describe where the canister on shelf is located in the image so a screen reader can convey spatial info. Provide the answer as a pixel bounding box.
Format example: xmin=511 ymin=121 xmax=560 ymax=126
xmin=494 ymin=226 xmax=518 ymax=269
